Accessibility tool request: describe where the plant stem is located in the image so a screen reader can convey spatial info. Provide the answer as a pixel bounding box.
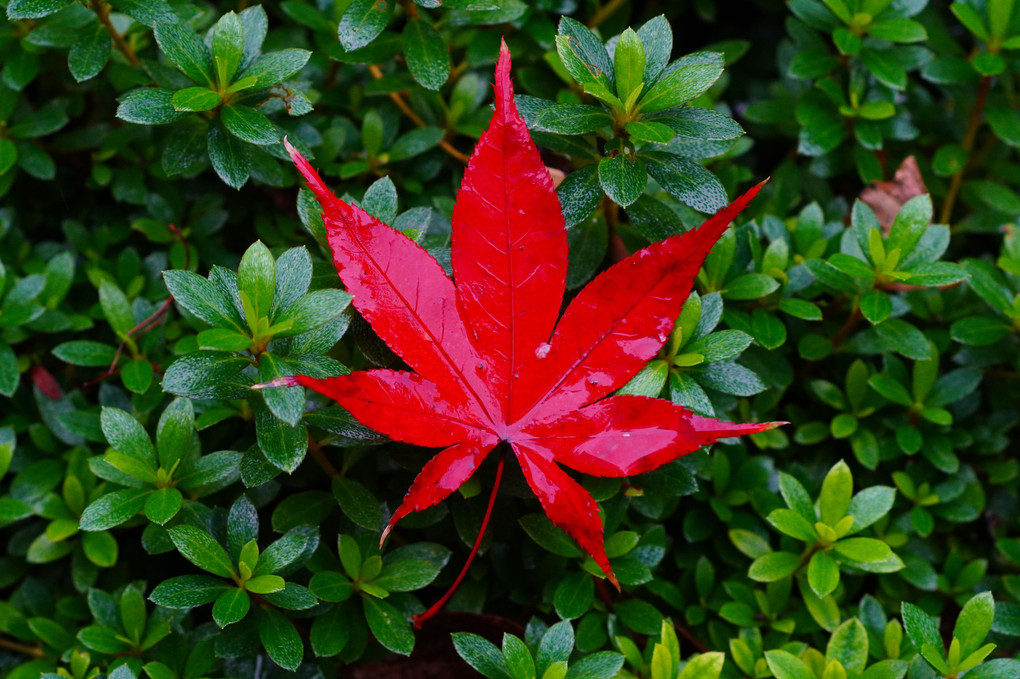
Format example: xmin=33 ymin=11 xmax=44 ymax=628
xmin=939 ymin=75 xmax=991 ymax=225
xmin=366 ymin=64 xmax=471 ymax=164
xmin=0 ymin=636 xmax=45 ymax=658
xmin=90 ymin=0 xmax=139 ymax=66
xmin=413 ymin=449 xmax=506 ymax=628
xmin=85 ymin=224 xmax=187 ymax=387
xmin=588 ymin=0 xmax=628 ymax=28
xmin=307 ymin=434 xmax=338 ymax=478
xmin=831 ymin=306 xmax=862 ymax=350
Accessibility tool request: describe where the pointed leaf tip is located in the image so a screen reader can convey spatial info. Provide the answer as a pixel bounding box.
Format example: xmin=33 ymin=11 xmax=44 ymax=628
xmin=494 ymin=38 xmax=513 ymax=110
xmin=284 ymin=138 xmax=337 ymax=210
xmin=251 ymin=376 xmax=302 ymax=390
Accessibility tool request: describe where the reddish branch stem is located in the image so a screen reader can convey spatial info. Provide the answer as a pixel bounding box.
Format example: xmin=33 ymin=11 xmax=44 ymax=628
xmin=413 ymin=450 xmax=506 ymax=628
xmin=939 ymin=75 xmax=991 ymax=225
xmin=366 ymin=64 xmax=471 ymax=164
xmin=85 ymin=224 xmax=187 ymax=387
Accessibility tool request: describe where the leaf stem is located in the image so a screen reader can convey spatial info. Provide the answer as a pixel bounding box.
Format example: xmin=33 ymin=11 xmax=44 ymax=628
xmin=939 ymin=75 xmax=991 ymax=225
xmin=307 ymin=434 xmax=339 ymax=478
xmin=85 ymin=224 xmax=188 ymax=388
xmin=366 ymin=64 xmax=471 ymax=164
xmin=588 ymin=0 xmax=628 ymax=29
xmin=0 ymin=636 xmax=45 ymax=658
xmin=89 ymin=0 xmax=140 ymax=66
xmin=413 ymin=449 xmax=506 ymax=629
xmin=831 ymin=306 xmax=863 ymax=350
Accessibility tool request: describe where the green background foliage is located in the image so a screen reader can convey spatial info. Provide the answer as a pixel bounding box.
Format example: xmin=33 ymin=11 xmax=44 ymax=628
xmin=0 ymin=0 xmax=1019 ymax=677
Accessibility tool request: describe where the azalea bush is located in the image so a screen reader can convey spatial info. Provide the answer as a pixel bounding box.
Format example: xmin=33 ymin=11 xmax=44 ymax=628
xmin=1 ymin=1 xmax=1020 ymax=679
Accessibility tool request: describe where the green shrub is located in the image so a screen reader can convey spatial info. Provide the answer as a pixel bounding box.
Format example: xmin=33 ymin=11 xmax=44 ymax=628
xmin=1 ymin=1 xmax=1019 ymax=678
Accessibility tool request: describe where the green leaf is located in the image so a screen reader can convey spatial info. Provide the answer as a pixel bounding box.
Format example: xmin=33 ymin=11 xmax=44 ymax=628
xmin=613 ymin=28 xmax=645 ymax=102
xmin=598 ymin=153 xmax=646 ymax=207
xmin=722 ymin=273 xmax=780 ymax=300
xmin=6 ymin=0 xmax=72 ymax=19
xmin=162 ymin=351 xmax=251 ymax=400
xmin=309 ymin=571 xmax=354 ymax=602
xmin=833 ymin=537 xmax=891 ymax=563
xmin=565 ymin=651 xmax=624 ymax=678
xmin=208 ymin=122 xmax=251 ymax=189
xmin=149 ymin=574 xmax=229 ymax=608
xmin=868 ymin=19 xmax=927 ymax=42
xmin=0 ymin=139 xmax=16 ymax=175
xmin=163 ymin=270 xmax=244 ymax=332
xmin=808 ymin=551 xmax=840 ymax=598
xmin=118 ymin=87 xmax=189 ymax=124
xmin=676 ymin=653 xmax=723 ymax=679
xmin=222 ymin=105 xmax=279 ymax=145
xmin=955 ymin=592 xmax=994 ymax=657
xmin=828 ymin=618 xmax=869 ymax=673
xmin=454 ymin=633 xmax=513 ymax=679
xmin=554 ymin=572 xmax=594 ymax=620
xmin=536 ymin=104 xmax=612 ymax=135
xmin=238 ymin=49 xmax=311 ymax=88
xmin=172 ymin=87 xmax=221 ymax=112
xmin=167 ymin=525 xmax=236 ymax=578
xmin=245 ymin=574 xmax=285 ymax=594
xmin=768 ymin=508 xmax=818 ymax=541
xmin=274 ymin=289 xmax=352 ymax=337
xmin=53 ymin=341 xmax=117 ymax=367
xmin=81 ymin=531 xmax=118 ymax=568
xmin=211 ymin=12 xmax=245 ymax=86
xmin=402 ymin=18 xmax=449 ymax=90
xmin=643 ymin=153 xmax=727 ymax=214
xmin=860 ymin=289 xmax=892 ymax=324
xmin=847 ymin=486 xmax=896 ymax=534
xmin=80 ymin=488 xmax=150 ymax=531
xmin=78 ymin=625 xmax=131 ymax=654
xmin=144 ymin=487 xmax=183 ymax=525
xmin=729 ymin=529 xmax=772 ymax=559
xmin=820 ymin=460 xmax=853 ymax=526
xmin=259 ymin=607 xmax=304 ymax=670
xmin=624 ymin=121 xmax=674 ymax=144
xmin=102 ymin=407 xmax=156 ymax=468
xmin=888 ymin=194 xmax=932 ymax=256
xmin=638 ymin=62 xmax=723 ymax=112
xmin=363 ymin=596 xmax=414 ymax=656
xmin=519 ymin=514 xmax=581 ymax=558
xmin=765 ymin=650 xmax=814 ymax=679
xmin=99 ymin=279 xmax=133 ymax=336
xmin=238 ymin=240 xmax=276 ymax=320
xmin=503 ymin=634 xmax=536 ymax=679
xmin=537 ymin=621 xmax=574 ymax=677
xmin=748 ymin=551 xmax=801 ymax=582
xmin=861 ymin=48 xmax=907 ymax=90
xmin=874 ymin=319 xmax=932 ymax=360
xmin=558 ymin=165 xmax=603 ymax=227
xmin=902 ymin=603 xmax=942 ymax=660
xmin=332 ymin=476 xmax=382 ymax=530
xmin=154 ymin=20 xmax=213 ymax=85
xmin=338 ymin=0 xmax=395 ymax=50
xmin=556 ymin=17 xmax=614 ymax=89
xmin=951 ymin=2 xmax=990 ymax=40
xmin=213 ymin=588 xmax=250 ymax=628
xmin=779 ymin=472 xmax=816 ymax=522
xmin=69 ymin=22 xmax=111 ymax=82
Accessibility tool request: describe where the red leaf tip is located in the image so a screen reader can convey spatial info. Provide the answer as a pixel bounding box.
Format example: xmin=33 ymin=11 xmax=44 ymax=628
xmin=251 ymin=376 xmax=302 ymax=390
xmin=494 ymin=38 xmax=513 ymax=113
xmin=284 ymin=137 xmax=338 ymax=211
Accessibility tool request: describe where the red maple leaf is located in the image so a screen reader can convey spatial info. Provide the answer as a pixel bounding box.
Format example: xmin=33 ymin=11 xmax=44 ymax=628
xmin=277 ymin=42 xmax=776 ymax=623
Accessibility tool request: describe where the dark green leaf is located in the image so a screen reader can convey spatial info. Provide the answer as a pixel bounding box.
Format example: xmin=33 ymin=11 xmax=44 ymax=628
xmin=338 ymin=0 xmax=395 ymax=51
xmin=402 ymin=18 xmax=449 ymax=90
